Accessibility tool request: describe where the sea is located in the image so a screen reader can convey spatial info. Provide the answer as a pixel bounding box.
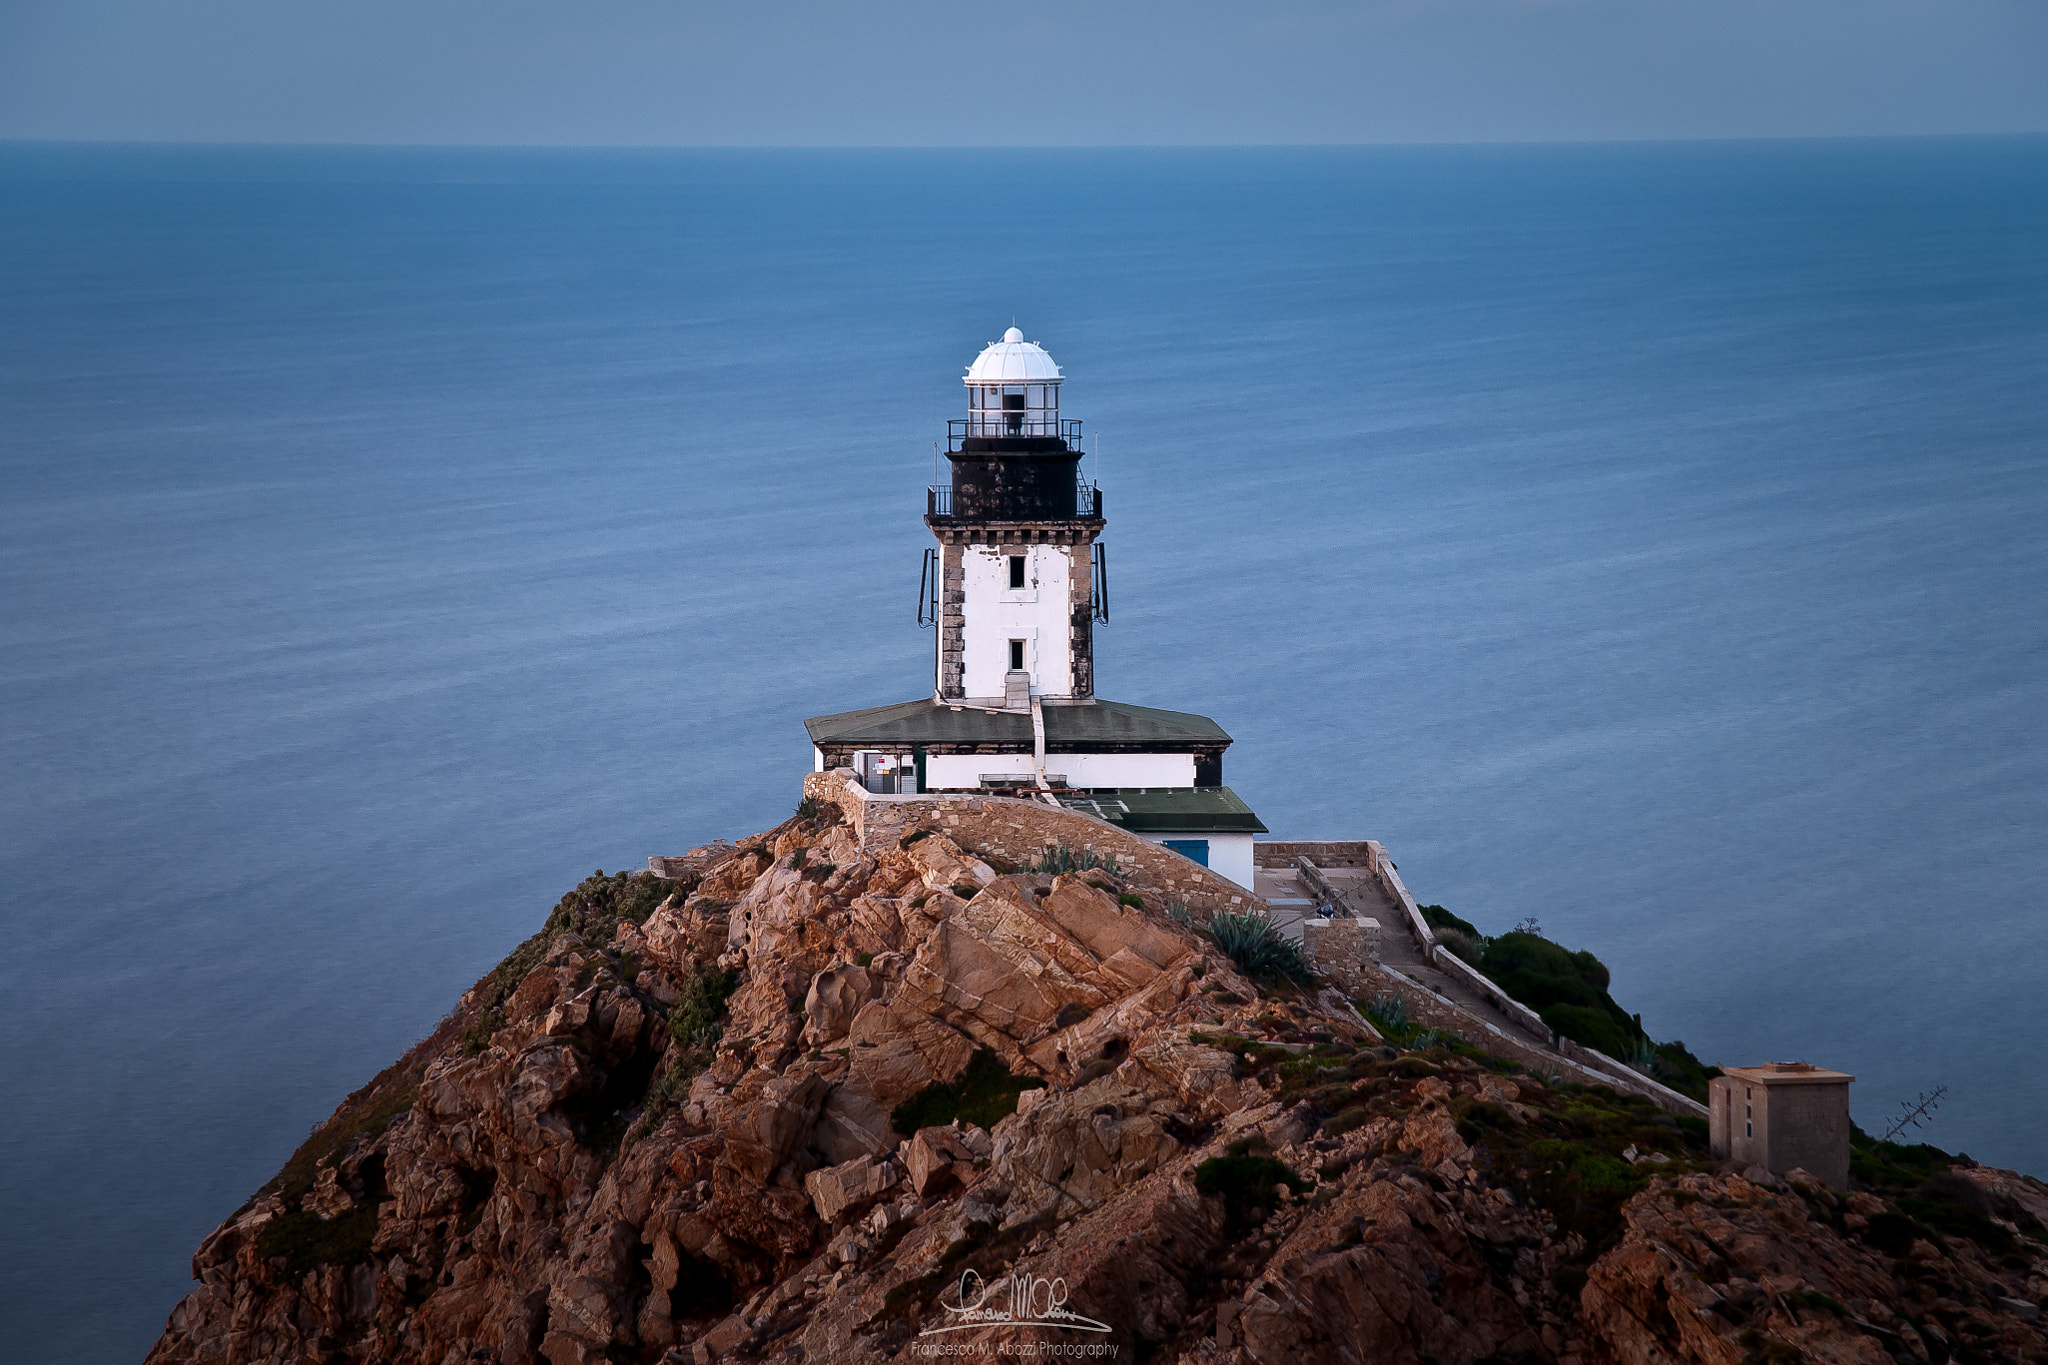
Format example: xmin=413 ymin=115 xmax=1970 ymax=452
xmin=2 ymin=138 xmax=2045 ymax=1362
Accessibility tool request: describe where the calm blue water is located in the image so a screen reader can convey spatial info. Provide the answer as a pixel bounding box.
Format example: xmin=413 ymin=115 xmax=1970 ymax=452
xmin=3 ymin=140 xmax=2045 ymax=1361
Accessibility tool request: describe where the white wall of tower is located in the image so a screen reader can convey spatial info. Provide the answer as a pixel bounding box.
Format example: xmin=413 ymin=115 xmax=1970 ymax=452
xmin=958 ymin=542 xmax=1077 ymax=702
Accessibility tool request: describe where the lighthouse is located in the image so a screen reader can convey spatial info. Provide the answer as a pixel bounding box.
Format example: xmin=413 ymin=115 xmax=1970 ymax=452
xmin=932 ymin=326 xmax=1100 ymax=709
xmin=806 ymin=326 xmax=1266 ymax=889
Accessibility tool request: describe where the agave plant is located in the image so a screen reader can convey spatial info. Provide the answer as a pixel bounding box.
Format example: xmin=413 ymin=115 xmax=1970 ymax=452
xmin=1365 ymin=991 xmax=1410 ymax=1033
xmin=1029 ymin=839 xmax=1123 ymax=877
xmin=1206 ymin=911 xmax=1314 ymax=984
xmin=1628 ymin=1033 xmax=1660 ymax=1074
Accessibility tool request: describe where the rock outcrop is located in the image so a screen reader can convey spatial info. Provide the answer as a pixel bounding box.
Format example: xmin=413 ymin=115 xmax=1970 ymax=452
xmin=147 ymin=800 xmax=2048 ymax=1365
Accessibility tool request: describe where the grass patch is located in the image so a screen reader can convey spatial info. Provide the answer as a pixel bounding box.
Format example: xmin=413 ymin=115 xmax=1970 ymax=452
xmin=794 ymin=795 xmax=844 ymax=829
xmin=266 ymin=1077 xmax=417 ymax=1210
xmin=1849 ymin=1131 xmax=1952 ymax=1192
xmin=254 ymin=1199 xmax=381 ymax=1278
xmin=891 ymin=1049 xmax=1045 ymax=1136
xmin=460 ymin=869 xmax=685 ymax=1055
xmin=1464 ymin=1082 xmax=1706 ymax=1246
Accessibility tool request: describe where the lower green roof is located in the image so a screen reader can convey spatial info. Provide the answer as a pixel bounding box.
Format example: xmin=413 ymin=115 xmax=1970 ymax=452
xmin=1057 ymin=787 xmax=1268 ymax=835
xmin=805 ymin=697 xmax=1232 ymax=750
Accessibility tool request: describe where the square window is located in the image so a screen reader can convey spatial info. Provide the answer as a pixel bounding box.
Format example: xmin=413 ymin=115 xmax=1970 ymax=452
xmin=1009 ymin=639 xmax=1025 ymax=671
xmin=1008 ymin=555 xmax=1026 ymax=589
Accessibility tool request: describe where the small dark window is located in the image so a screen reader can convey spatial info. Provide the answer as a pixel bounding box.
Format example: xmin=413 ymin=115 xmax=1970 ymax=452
xmin=1008 ymin=555 xmax=1026 ymax=589
xmin=1009 ymin=640 xmax=1025 ymax=671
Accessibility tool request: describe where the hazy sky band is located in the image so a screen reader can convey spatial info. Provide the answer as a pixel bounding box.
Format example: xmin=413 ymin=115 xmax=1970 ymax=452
xmin=3 ymin=0 xmax=2045 ymax=145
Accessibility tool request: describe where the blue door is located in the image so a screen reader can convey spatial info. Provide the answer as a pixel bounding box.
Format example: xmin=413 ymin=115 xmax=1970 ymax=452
xmin=1162 ymin=839 xmax=1210 ymax=867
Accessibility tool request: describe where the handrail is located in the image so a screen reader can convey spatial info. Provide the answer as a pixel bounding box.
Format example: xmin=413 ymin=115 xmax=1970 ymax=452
xmin=948 ymin=417 xmax=1083 ymax=450
xmin=928 ymin=482 xmax=1099 ymax=519
xmin=1363 ymin=840 xmax=1706 ymax=1118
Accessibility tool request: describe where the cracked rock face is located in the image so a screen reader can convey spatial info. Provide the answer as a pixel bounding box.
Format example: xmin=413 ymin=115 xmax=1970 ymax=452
xmin=147 ymin=811 xmax=2048 ymax=1365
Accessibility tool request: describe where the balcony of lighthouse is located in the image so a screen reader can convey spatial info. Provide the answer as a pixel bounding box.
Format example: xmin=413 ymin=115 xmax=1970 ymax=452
xmin=947 ymin=415 xmax=1086 ymax=452
xmin=927 ymin=478 xmax=1102 ymax=521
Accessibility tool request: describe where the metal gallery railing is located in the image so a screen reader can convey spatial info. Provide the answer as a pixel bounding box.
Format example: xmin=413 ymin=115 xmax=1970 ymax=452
xmin=927 ymin=482 xmax=1099 ymax=518
xmin=948 ymin=417 xmax=1084 ymax=449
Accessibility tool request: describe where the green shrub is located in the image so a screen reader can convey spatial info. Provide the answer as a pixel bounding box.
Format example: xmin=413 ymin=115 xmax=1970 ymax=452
xmin=1435 ymin=927 xmax=1483 ymax=967
xmin=1541 ymin=1003 xmax=1634 ymax=1058
xmin=890 ymin=1049 xmax=1045 ymax=1136
xmin=1321 ymin=1105 xmax=1374 ymax=1136
xmin=1482 ymin=930 xmax=1613 ymax=1002
xmin=670 ymin=967 xmax=736 ymax=1050
xmin=1850 ymin=1135 xmax=1952 ymax=1192
xmin=1483 ymin=929 xmax=1645 ymax=1056
xmin=1207 ymin=911 xmax=1314 ymax=984
xmin=1419 ymin=904 xmax=1481 ymax=939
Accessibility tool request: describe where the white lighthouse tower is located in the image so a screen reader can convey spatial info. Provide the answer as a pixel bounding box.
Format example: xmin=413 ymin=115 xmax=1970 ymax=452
xmin=933 ymin=326 xmax=1101 ymax=710
xmin=806 ymin=326 xmax=1267 ymax=889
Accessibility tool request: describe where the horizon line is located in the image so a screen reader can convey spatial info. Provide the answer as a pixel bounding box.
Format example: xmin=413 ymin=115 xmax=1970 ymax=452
xmin=5 ymin=131 xmax=2048 ymax=155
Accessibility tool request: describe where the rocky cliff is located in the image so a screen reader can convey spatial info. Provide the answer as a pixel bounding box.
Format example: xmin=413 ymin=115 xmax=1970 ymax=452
xmin=148 ymin=798 xmax=2048 ymax=1365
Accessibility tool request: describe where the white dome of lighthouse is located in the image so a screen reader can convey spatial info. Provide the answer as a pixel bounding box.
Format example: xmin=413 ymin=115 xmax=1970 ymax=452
xmin=964 ymin=327 xmax=1063 ymax=384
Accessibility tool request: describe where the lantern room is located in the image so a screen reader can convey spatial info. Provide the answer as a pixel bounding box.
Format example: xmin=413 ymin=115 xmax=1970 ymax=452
xmin=964 ymin=326 xmax=1063 ymax=439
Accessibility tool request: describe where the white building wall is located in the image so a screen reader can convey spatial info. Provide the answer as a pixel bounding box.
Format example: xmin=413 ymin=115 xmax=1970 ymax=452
xmin=922 ymin=753 xmax=1030 ymax=790
xmin=959 ymin=542 xmax=1074 ymax=702
xmin=1056 ymin=752 xmax=1196 ymax=788
xmin=1140 ymin=831 xmax=1257 ymax=892
xmin=921 ymin=750 xmax=1196 ymax=792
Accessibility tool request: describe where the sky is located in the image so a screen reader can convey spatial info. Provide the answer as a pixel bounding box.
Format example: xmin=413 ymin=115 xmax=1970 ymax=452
xmin=2 ymin=0 xmax=2045 ymax=146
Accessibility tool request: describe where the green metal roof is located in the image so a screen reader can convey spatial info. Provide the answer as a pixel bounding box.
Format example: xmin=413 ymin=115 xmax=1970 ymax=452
xmin=804 ymin=697 xmax=1232 ymax=750
xmin=1057 ymin=786 xmax=1269 ymax=834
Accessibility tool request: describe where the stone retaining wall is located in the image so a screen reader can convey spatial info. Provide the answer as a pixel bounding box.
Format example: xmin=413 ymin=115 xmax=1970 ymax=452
xmin=1300 ymin=918 xmax=1380 ymax=994
xmin=1254 ymin=840 xmax=1379 ymax=869
xmin=803 ymin=769 xmax=1259 ymax=919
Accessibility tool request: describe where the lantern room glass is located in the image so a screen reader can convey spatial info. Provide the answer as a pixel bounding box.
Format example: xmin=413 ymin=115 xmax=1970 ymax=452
xmin=967 ymin=382 xmax=1060 ymax=438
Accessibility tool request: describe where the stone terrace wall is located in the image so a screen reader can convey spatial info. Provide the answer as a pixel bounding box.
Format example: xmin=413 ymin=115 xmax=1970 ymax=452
xmin=1254 ymin=840 xmax=1380 ymax=869
xmin=803 ymin=769 xmax=1261 ymax=919
xmin=1301 ymin=919 xmax=1380 ymax=994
